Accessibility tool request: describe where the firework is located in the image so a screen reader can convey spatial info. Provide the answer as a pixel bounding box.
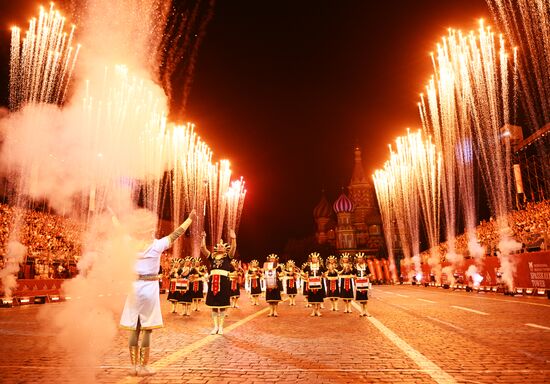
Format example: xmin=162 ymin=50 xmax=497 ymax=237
xmin=9 ymin=3 xmax=80 ymax=110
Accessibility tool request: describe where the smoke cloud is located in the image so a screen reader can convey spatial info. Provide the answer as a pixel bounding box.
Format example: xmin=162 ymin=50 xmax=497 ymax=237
xmin=0 ymin=241 xmax=27 ymax=299
xmin=0 ymin=0 xmax=173 ymax=381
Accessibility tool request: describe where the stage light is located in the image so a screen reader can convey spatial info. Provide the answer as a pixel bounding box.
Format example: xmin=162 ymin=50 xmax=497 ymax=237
xmin=516 ymin=288 xmax=524 ymax=294
xmin=50 ymin=295 xmax=60 ymax=302
xmin=19 ymin=297 xmax=31 ymax=304
xmin=34 ymin=296 xmax=47 ymax=304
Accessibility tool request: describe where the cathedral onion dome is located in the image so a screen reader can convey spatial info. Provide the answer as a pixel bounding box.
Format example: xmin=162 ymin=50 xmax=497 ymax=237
xmin=333 ymin=193 xmax=353 ymax=213
xmin=313 ymin=194 xmax=332 ymax=219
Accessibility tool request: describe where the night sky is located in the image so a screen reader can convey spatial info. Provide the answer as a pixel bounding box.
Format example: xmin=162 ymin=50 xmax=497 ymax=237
xmin=0 ymin=1 xmax=491 ymax=260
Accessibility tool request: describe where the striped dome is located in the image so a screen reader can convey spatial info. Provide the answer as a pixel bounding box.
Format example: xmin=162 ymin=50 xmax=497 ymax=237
xmin=313 ymin=194 xmax=332 ymax=219
xmin=333 ymin=193 xmax=353 ymax=213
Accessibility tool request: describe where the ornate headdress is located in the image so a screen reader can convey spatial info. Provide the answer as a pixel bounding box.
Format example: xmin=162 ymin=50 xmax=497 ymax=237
xmin=172 ymin=257 xmax=183 ymax=265
xmin=308 ymin=252 xmax=320 ymax=261
xmin=183 ymin=256 xmax=193 ymax=263
xmin=340 ymin=252 xmax=351 ymax=264
xmin=267 ymin=253 xmax=279 ymax=261
xmin=213 ymin=239 xmax=231 ymax=254
xmin=354 ymin=252 xmax=366 ymax=263
xmin=286 ymin=259 xmax=295 ymax=267
xmin=250 ymin=259 xmax=259 ymax=267
xmin=326 ymin=255 xmax=338 ymax=266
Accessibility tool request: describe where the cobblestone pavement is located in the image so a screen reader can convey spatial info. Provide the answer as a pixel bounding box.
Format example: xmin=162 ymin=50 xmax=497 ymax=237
xmin=1 ymin=285 xmax=549 ymax=383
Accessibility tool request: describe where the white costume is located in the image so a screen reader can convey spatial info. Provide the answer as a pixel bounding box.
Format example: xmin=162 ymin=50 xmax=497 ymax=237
xmin=120 ymin=237 xmax=170 ymax=330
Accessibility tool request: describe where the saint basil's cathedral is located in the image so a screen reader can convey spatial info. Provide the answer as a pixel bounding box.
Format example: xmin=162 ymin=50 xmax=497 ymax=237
xmin=313 ymin=148 xmax=392 ymax=267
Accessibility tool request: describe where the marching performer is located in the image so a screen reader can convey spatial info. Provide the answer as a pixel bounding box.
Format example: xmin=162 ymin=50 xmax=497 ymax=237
xmin=338 ymin=253 xmax=355 ymax=313
xmin=264 ymin=254 xmax=283 ymax=317
xmin=119 ymin=209 xmax=195 ymax=376
xmin=230 ymin=259 xmax=244 ymax=308
xmin=301 ymin=261 xmax=310 ymax=307
xmin=302 ymin=252 xmax=326 ymax=316
xmin=177 ymin=257 xmax=195 ymax=316
xmin=201 ymin=230 xmax=237 ymax=335
xmin=324 ymin=255 xmax=340 ymax=311
xmin=190 ymin=257 xmax=206 ymax=311
xmin=283 ymin=260 xmax=299 ymax=306
xmin=247 ymin=259 xmax=262 ymax=305
xmin=354 ymin=253 xmax=372 ymax=317
xmin=167 ymin=259 xmax=182 ymax=313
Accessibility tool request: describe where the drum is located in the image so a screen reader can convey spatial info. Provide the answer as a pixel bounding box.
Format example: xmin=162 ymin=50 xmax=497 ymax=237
xmin=308 ymin=276 xmax=322 ymax=288
xmin=356 ymin=278 xmax=369 ymax=290
xmin=175 ymin=278 xmax=188 ymax=290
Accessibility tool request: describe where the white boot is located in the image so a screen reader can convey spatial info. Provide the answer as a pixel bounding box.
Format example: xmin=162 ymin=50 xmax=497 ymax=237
xmin=210 ymin=312 xmax=219 ymax=335
xmin=218 ymin=313 xmax=225 ymax=335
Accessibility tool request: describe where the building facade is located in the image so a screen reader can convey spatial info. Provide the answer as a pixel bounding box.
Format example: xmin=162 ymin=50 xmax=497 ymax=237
xmin=313 ymin=147 xmax=385 ymax=257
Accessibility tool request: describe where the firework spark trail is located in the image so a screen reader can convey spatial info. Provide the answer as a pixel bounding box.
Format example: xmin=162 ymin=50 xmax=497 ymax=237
xmin=396 ymin=133 xmax=421 ymax=279
xmin=420 ymin=21 xmax=518 ymax=289
xmin=215 ymin=160 xmax=231 ymax=244
xmin=423 ymin=28 xmax=484 ymax=271
xmin=225 ymin=178 xmax=247 ymax=240
xmin=79 ymin=65 xmax=168 ymax=221
xmin=487 ymin=0 xmax=550 ymax=128
xmin=376 ymin=133 xmax=422 ymax=281
xmin=410 ymin=132 xmax=442 ymax=283
xmin=159 ymin=0 xmax=216 ymax=116
xmin=420 ymin=78 xmax=459 ymax=263
xmin=487 ymin=0 xmax=550 ymax=201
xmin=373 ymin=168 xmax=397 ymax=282
xmin=9 ymin=4 xmax=79 ymax=110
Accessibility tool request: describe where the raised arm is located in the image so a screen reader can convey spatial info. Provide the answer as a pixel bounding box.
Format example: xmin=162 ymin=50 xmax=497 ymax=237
xmin=168 ymin=209 xmax=196 ymax=246
xmin=228 ymin=229 xmax=237 ymax=258
xmin=200 ymin=231 xmax=211 ymax=258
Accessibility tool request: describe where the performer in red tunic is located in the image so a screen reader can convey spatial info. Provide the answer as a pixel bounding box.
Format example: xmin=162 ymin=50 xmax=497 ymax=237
xmin=264 ymin=254 xmax=283 ymax=317
xmin=302 ymin=252 xmax=326 ymax=317
xmin=177 ymin=257 xmax=195 ymax=316
xmin=283 ymin=260 xmax=299 ymax=306
xmin=324 ymin=255 xmax=340 ymax=311
xmin=166 ymin=259 xmax=182 ymax=313
xmin=354 ymin=253 xmax=372 ymax=317
xmin=338 ymin=253 xmax=356 ymax=314
xmin=230 ymin=259 xmax=244 ymax=308
xmin=191 ymin=258 xmax=206 ymax=312
xmin=247 ymin=259 xmax=262 ymax=305
xmin=201 ymin=230 xmax=237 ymax=335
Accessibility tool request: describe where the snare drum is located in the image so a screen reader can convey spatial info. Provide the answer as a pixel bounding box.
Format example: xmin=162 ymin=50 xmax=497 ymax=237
xmin=175 ymin=278 xmax=189 ymax=290
xmin=308 ymin=276 xmax=322 ymax=289
xmin=356 ymin=278 xmax=369 ymax=290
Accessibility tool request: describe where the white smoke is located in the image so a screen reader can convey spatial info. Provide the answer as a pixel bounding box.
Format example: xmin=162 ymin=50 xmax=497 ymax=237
xmin=0 ymin=241 xmax=27 ymax=299
xmin=497 ymin=229 xmax=522 ymax=291
xmin=442 ymin=265 xmax=456 ymax=286
xmin=468 ymin=238 xmax=486 ymax=263
xmin=0 ymin=0 xmax=173 ymax=381
xmin=465 ymin=264 xmax=484 ymax=287
xmin=427 ymin=247 xmax=442 ymax=284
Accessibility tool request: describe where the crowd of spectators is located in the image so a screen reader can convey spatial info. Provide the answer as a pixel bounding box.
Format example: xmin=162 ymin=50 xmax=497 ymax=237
xmin=0 ymin=203 xmax=83 ymax=279
xmin=421 ymin=200 xmax=550 ymax=262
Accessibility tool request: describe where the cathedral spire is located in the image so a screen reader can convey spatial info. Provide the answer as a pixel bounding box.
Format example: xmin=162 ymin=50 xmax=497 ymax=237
xmin=351 ymin=147 xmax=367 ymax=185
